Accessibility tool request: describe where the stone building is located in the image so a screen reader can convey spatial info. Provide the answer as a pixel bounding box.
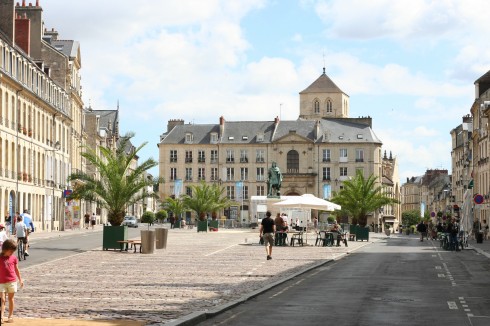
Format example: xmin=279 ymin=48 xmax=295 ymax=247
xmin=450 ymin=115 xmax=472 ymax=218
xmin=158 ymin=70 xmax=390 ymax=224
xmin=470 ymin=70 xmax=490 ymax=223
xmin=0 ymin=0 xmax=85 ymax=231
xmin=381 ymin=151 xmax=401 ymax=229
xmin=401 ymin=175 xmax=423 ymax=213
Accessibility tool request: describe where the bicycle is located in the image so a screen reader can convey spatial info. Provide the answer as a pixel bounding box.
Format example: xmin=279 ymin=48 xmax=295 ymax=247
xmin=17 ymin=238 xmax=26 ymax=261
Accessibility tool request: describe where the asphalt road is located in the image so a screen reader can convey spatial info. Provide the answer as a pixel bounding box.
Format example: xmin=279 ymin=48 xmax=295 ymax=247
xmin=198 ymin=235 xmax=490 ymax=326
xmin=20 ymin=226 xmax=142 ymax=268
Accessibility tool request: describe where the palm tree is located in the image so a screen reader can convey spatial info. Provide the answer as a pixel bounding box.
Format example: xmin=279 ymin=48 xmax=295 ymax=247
xmin=330 ymin=170 xmax=398 ymax=226
xmin=68 ymin=133 xmax=159 ymax=226
xmin=162 ymin=196 xmax=187 ymax=222
xmin=183 ymin=182 xmax=233 ymax=221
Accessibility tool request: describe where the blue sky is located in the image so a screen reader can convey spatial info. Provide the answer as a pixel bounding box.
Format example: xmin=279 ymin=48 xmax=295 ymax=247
xmin=41 ymin=0 xmax=490 ymax=182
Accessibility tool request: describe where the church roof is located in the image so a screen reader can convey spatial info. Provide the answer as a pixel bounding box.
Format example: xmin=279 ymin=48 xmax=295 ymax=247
xmin=300 ymin=71 xmax=347 ymax=95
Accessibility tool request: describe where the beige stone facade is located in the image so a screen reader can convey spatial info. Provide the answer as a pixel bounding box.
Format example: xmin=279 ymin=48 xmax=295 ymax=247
xmin=381 ymin=151 xmax=401 ymax=229
xmin=0 ymin=1 xmax=85 ymax=231
xmin=159 ymin=71 xmax=386 ymax=224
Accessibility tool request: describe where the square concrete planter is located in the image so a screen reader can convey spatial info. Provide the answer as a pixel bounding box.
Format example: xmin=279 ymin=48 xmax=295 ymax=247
xmin=103 ymin=225 xmax=128 ymax=250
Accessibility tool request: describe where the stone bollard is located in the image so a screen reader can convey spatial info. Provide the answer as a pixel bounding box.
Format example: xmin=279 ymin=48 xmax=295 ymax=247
xmin=141 ymin=230 xmax=155 ymax=254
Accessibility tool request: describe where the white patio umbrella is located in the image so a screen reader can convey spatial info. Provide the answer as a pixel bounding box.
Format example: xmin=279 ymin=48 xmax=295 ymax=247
xmin=273 ymin=194 xmax=341 ymax=211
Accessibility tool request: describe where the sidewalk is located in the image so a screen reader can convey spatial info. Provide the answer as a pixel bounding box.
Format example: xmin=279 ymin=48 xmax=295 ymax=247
xmin=27 ymin=225 xmax=103 ymax=242
xmin=13 ymin=229 xmax=382 ymax=325
xmin=467 ymin=236 xmax=490 ymax=259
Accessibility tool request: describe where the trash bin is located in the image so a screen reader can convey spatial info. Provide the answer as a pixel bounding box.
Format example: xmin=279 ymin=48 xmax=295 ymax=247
xmin=141 ymin=230 xmax=155 ymax=254
xmin=477 ymin=232 xmax=484 ymax=243
xmin=155 ymin=228 xmax=168 ymax=249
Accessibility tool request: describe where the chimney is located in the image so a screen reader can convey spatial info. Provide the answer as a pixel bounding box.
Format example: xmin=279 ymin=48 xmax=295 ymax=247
xmin=219 ymin=116 xmax=225 ymax=137
xmin=314 ymin=120 xmax=320 ymax=140
xmin=15 ymin=0 xmax=42 ymax=59
xmin=167 ymin=119 xmax=184 ymax=133
xmin=15 ymin=12 xmax=30 ymax=55
xmin=0 ymin=0 xmax=15 ymax=43
xmin=274 ymin=116 xmax=280 ymax=125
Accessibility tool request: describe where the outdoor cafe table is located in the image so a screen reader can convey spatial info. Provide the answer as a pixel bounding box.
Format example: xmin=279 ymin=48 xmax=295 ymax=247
xmin=318 ymin=231 xmax=335 ymax=247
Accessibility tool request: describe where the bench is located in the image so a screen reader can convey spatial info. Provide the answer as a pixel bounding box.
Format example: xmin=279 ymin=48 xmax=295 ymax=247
xmin=117 ymin=240 xmax=142 ymax=253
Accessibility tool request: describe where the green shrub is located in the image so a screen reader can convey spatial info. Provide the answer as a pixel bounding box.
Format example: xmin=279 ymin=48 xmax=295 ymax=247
xmin=155 ymin=210 xmax=168 ymax=223
xmin=141 ymin=211 xmax=155 ymax=224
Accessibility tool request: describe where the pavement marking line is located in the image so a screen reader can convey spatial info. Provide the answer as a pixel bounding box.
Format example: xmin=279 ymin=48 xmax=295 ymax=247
xmin=462 ymin=305 xmax=468 ymax=308
xmin=211 ymin=311 xmax=246 ymax=326
xmin=435 ymin=266 xmax=442 ymax=269
xmin=459 ymin=297 xmax=464 ymax=300
xmin=467 ymin=313 xmax=474 ymax=317
xmin=438 ymin=274 xmax=446 ymax=278
xmin=204 ymin=244 xmax=238 ymax=257
xmin=448 ymin=301 xmax=458 ymax=310
xmin=269 ymin=285 xmax=293 ymax=298
xmin=464 ymin=309 xmax=471 ymax=312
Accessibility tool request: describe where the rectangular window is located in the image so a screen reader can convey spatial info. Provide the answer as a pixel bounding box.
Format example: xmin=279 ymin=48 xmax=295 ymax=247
xmin=170 ymin=168 xmax=177 ymax=181
xmin=240 ymin=167 xmax=248 ymax=181
xmin=198 ymin=167 xmax=205 ymax=181
xmin=356 ymin=167 xmax=364 ymax=176
xmin=227 ymin=186 xmax=235 ymax=199
xmin=257 ymin=185 xmax=265 ymax=196
xmin=240 ymin=150 xmax=248 ymax=163
xmin=185 ymin=150 xmax=193 ymax=163
xmin=257 ymin=167 xmax=265 ymax=181
xmin=322 ymin=149 xmax=331 ymax=162
xmin=185 ymin=168 xmax=192 ymax=181
xmin=340 ymin=167 xmax=347 ymax=177
xmin=210 ymin=167 xmax=218 ymax=181
xmin=226 ymin=149 xmax=235 ymax=163
xmin=339 ymin=148 xmax=348 ymax=163
xmin=185 ymin=133 xmax=193 ymax=143
xmin=186 ymin=186 xmax=192 ymax=196
xmin=210 ymin=150 xmax=218 ymax=163
xmin=198 ymin=150 xmax=205 ymax=163
xmin=210 ymin=133 xmax=218 ymax=143
xmin=170 ymin=150 xmax=177 ymax=163
xmin=322 ymin=167 xmax=331 ymax=181
xmin=243 ymin=186 xmax=249 ymax=200
xmin=256 ymin=149 xmax=265 ymax=163
xmin=226 ymin=167 xmax=235 ymax=181
xmin=356 ymin=149 xmax=364 ymax=162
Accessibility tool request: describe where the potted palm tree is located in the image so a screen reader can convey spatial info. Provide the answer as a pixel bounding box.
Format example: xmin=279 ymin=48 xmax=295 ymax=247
xmin=68 ymin=133 xmax=159 ymax=250
xmin=183 ymin=182 xmax=232 ymax=232
xmin=162 ymin=196 xmax=187 ymax=229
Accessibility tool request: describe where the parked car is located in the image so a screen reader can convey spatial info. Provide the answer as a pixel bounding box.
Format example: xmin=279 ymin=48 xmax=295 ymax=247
xmin=121 ymin=216 xmax=138 ymax=228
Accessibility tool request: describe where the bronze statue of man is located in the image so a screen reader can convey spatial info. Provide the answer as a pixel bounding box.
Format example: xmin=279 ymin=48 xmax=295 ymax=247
xmin=267 ymin=162 xmax=282 ymax=197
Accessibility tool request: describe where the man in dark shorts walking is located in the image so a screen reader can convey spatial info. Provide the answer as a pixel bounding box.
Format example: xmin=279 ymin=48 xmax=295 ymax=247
xmin=260 ymin=211 xmax=276 ymax=260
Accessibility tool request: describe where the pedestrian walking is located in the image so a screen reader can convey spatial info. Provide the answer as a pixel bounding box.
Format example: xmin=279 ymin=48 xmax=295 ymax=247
xmin=482 ymin=219 xmax=489 ymax=240
xmin=313 ymin=216 xmax=318 ymax=231
xmin=259 ymin=211 xmax=275 ymax=260
xmin=91 ymin=213 xmax=96 ymax=230
xmin=84 ymin=213 xmax=90 ymax=229
xmin=0 ymin=225 xmax=8 ymax=248
xmin=473 ymin=219 xmax=481 ymax=240
xmin=4 ymin=214 xmax=11 ymax=236
xmin=416 ymin=221 xmax=427 ymax=242
xmin=0 ymin=239 xmax=24 ymax=323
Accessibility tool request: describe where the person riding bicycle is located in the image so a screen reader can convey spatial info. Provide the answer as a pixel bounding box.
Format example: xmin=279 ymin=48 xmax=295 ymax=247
xmin=13 ymin=216 xmax=28 ymax=257
xmin=20 ymin=209 xmax=34 ymax=233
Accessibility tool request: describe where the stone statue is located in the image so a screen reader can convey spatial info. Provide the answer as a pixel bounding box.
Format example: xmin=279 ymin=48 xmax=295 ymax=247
xmin=267 ymin=161 xmax=282 ymax=197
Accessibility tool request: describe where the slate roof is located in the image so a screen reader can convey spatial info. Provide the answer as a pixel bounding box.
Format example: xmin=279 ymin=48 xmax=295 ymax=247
xmin=51 ymin=40 xmax=80 ymax=60
xmin=475 ymin=70 xmax=490 ymax=84
xmin=300 ymin=72 xmax=346 ymax=95
xmin=86 ymin=109 xmax=118 ymax=135
xmin=160 ymin=118 xmax=382 ymax=145
xmin=318 ymin=119 xmax=382 ymax=144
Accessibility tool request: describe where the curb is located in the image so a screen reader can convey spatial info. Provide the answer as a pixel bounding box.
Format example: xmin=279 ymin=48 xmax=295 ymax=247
xmin=468 ymin=245 xmax=490 ymax=259
xmin=165 ymin=238 xmax=377 ymax=326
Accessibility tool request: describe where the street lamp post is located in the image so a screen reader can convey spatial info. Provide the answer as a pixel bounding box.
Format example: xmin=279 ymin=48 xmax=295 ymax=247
xmin=46 ymin=141 xmax=61 ymax=231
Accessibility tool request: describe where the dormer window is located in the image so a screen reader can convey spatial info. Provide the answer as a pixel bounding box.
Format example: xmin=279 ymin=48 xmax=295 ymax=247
xmin=185 ymin=132 xmax=193 ymax=144
xmin=210 ymin=132 xmax=218 ymax=144
xmin=257 ymin=133 xmax=264 ymax=142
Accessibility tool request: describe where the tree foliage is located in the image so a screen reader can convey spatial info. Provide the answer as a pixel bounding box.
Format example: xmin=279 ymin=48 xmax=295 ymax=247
xmin=162 ymin=197 xmax=186 ymax=220
xmin=402 ymin=209 xmax=421 ymax=227
xmin=155 ymin=210 xmax=168 ymax=223
xmin=68 ymin=133 xmax=158 ymax=226
xmin=141 ymin=211 xmax=155 ymax=224
xmin=330 ymin=170 xmax=399 ymax=226
xmin=183 ymin=182 xmax=234 ymax=221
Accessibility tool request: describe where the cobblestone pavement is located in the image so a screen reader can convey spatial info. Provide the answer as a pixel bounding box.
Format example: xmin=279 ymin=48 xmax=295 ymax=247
xmin=15 ymin=229 xmax=380 ymax=325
